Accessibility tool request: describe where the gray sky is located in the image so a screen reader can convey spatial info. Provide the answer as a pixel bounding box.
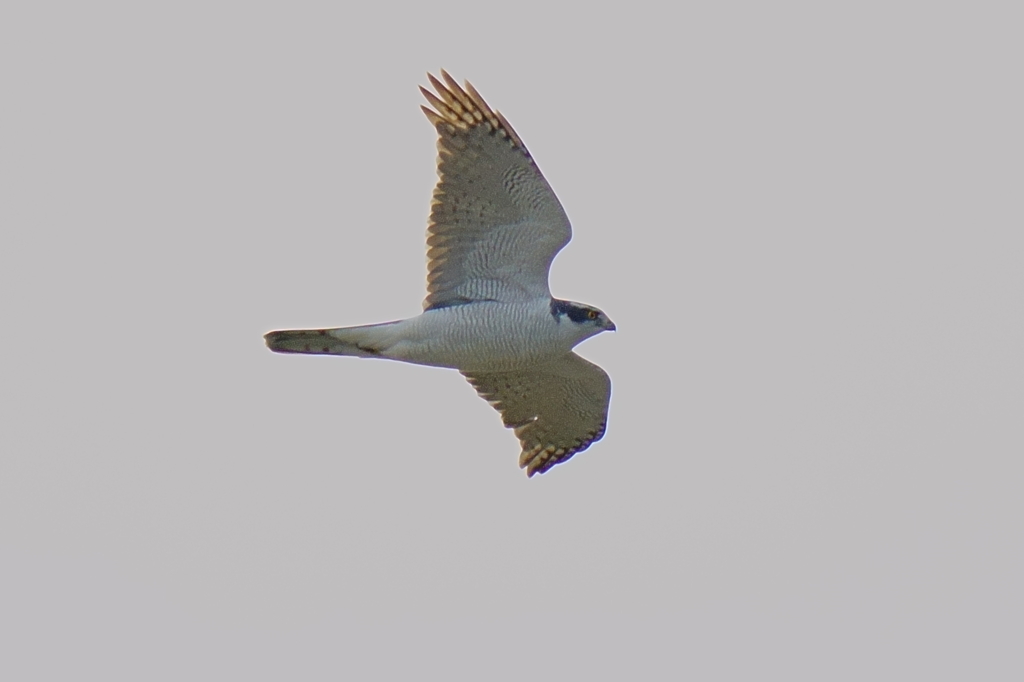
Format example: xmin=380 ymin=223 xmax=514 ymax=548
xmin=2 ymin=2 xmax=1021 ymax=679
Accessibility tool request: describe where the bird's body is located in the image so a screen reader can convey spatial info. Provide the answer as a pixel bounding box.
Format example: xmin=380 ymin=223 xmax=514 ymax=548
xmin=268 ymin=299 xmax=602 ymax=372
xmin=265 ymin=71 xmax=614 ymax=476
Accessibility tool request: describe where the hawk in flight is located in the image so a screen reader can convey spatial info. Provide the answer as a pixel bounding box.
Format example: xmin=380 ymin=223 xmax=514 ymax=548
xmin=265 ymin=71 xmax=615 ymax=476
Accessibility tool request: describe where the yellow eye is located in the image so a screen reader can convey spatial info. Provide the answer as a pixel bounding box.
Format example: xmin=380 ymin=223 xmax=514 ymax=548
xmin=587 ymin=310 xmax=598 ymax=320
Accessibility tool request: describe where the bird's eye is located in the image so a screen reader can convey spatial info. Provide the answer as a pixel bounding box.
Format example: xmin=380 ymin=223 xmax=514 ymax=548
xmin=587 ymin=310 xmax=598 ymax=320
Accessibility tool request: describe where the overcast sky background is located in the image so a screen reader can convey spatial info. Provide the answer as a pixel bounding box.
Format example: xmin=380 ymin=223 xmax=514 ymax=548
xmin=2 ymin=2 xmax=1021 ymax=680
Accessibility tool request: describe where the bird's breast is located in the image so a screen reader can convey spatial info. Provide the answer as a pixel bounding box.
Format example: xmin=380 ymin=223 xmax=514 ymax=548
xmin=386 ymin=302 xmax=571 ymax=372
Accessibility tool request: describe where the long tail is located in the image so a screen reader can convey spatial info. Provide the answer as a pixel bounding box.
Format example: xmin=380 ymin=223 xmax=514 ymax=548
xmin=264 ymin=322 xmax=399 ymax=358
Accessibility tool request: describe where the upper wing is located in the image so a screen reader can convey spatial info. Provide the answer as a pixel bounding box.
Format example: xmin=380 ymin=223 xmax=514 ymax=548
xmin=420 ymin=71 xmax=572 ymax=310
xmin=462 ymin=353 xmax=611 ymax=477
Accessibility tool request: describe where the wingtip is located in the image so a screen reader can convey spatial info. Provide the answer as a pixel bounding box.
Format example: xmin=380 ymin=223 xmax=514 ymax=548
xmin=420 ymin=69 xmax=528 ymax=153
xmin=426 ymin=72 xmax=446 ymax=96
xmin=521 ymin=449 xmax=553 ymax=477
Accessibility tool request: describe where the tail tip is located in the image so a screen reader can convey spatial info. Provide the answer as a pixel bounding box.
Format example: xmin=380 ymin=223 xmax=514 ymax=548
xmin=264 ymin=329 xmax=332 ymax=354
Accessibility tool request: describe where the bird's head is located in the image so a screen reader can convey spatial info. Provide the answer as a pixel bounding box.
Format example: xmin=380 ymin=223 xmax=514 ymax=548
xmin=550 ymin=299 xmax=616 ymax=339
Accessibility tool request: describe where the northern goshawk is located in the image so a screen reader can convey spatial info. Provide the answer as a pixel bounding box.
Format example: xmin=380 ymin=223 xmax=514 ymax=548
xmin=265 ymin=71 xmax=614 ymax=476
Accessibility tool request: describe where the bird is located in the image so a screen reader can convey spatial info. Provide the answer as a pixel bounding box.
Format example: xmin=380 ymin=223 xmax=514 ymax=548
xmin=264 ymin=70 xmax=615 ymax=477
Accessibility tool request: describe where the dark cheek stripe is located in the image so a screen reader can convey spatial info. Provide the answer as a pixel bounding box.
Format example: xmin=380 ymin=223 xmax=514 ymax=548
xmin=549 ymin=298 xmax=592 ymax=324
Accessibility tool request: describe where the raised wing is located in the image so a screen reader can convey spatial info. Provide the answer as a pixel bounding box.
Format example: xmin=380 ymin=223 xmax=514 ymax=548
xmin=463 ymin=353 xmax=611 ymax=476
xmin=420 ymin=71 xmax=572 ymax=310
